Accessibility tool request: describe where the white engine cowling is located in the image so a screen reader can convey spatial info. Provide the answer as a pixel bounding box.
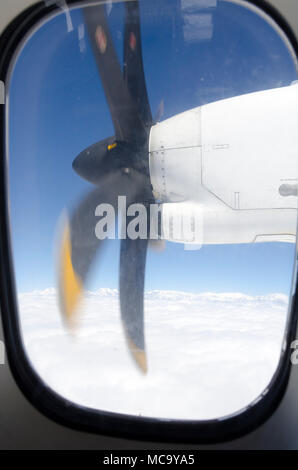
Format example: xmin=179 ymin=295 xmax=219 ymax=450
xmin=148 ymin=84 xmax=298 ymax=245
xmin=149 ymin=108 xmax=202 ymax=202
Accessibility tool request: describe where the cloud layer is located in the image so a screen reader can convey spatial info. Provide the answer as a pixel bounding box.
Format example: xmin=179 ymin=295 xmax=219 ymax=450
xmin=18 ymin=288 xmax=289 ymax=420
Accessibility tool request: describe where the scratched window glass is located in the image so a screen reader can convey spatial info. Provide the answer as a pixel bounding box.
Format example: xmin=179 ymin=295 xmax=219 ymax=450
xmin=8 ymin=0 xmax=298 ymax=420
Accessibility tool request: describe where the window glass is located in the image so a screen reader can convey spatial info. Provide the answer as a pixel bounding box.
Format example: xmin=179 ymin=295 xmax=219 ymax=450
xmin=8 ymin=0 xmax=298 ymax=420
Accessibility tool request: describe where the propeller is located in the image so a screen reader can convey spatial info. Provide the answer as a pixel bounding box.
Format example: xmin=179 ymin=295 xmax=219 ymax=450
xmin=58 ymin=1 xmax=154 ymax=373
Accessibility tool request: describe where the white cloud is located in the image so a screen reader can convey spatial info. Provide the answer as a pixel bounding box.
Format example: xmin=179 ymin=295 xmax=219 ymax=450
xmin=17 ymin=288 xmax=289 ymax=420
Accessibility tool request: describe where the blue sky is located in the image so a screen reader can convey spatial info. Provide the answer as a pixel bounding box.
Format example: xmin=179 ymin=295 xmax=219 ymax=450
xmin=8 ymin=0 xmax=297 ymax=295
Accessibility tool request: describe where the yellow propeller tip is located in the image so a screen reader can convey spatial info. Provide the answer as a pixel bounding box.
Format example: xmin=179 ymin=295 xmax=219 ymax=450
xmin=127 ymin=337 xmax=148 ymax=374
xmin=59 ymin=223 xmax=83 ymax=325
xmin=134 ymin=349 xmax=148 ymax=374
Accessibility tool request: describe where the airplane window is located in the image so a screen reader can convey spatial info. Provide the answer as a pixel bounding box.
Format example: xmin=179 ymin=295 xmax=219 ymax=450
xmin=6 ymin=0 xmax=298 ymax=425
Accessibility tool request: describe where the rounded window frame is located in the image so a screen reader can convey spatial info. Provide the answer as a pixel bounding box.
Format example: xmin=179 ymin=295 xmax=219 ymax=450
xmin=0 ymin=0 xmax=298 ymax=443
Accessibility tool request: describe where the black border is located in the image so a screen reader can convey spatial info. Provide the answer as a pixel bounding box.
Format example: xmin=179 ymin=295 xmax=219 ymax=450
xmin=0 ymin=0 xmax=298 ymax=444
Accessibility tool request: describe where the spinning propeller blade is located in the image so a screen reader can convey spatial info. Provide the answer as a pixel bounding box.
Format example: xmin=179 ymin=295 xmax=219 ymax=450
xmin=58 ymin=1 xmax=154 ymax=372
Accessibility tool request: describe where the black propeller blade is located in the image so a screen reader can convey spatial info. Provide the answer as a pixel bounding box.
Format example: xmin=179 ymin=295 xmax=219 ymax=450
xmin=58 ymin=1 xmax=154 ymax=373
xmin=123 ymin=1 xmax=152 ymax=129
xmin=120 ymin=235 xmax=149 ymax=373
xmin=83 ymin=4 xmax=150 ymax=143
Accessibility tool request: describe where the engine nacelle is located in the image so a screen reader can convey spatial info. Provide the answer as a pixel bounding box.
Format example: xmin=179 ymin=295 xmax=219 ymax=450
xmin=149 ymin=83 xmax=298 ymax=209
xmin=149 ymin=84 xmax=298 ymax=245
